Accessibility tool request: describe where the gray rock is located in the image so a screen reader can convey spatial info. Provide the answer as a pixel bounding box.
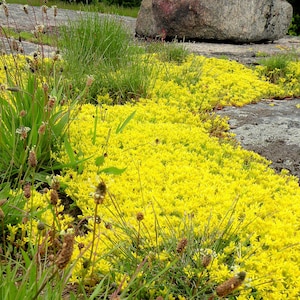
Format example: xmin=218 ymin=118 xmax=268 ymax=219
xmin=216 ymin=98 xmax=300 ymax=180
xmin=136 ymin=0 xmax=293 ymax=43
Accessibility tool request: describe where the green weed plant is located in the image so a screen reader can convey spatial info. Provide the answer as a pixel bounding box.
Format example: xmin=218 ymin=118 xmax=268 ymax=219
xmin=0 ymin=53 xmax=92 ymax=188
xmin=257 ymin=52 xmax=299 ymax=84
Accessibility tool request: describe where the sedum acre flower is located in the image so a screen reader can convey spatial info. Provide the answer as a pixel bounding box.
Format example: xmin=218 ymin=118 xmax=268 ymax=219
xmin=3 ymin=53 xmax=300 ymax=298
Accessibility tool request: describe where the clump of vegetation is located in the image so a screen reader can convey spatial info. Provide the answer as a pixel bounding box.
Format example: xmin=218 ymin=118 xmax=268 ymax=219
xmin=99 ymin=0 xmax=141 ymax=8
xmin=256 ymin=53 xmax=297 ymax=83
xmin=0 ymin=55 xmax=90 ymax=187
xmin=144 ymin=39 xmax=189 ymax=63
xmin=58 ymin=14 xmax=153 ymax=103
xmin=255 ymin=53 xmax=300 ymax=97
xmin=288 ymin=14 xmax=300 ymax=36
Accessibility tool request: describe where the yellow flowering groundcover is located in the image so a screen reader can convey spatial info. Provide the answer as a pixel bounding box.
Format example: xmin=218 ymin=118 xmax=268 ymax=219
xmin=3 ymin=54 xmax=300 ymax=298
xmin=54 ymin=101 xmax=300 ymax=299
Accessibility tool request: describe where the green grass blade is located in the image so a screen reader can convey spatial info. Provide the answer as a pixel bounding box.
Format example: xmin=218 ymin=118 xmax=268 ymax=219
xmin=116 ymin=110 xmax=136 ymax=134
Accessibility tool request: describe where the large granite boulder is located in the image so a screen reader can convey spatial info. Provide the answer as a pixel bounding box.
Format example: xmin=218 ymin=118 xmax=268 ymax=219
xmin=135 ymin=0 xmax=293 ymax=43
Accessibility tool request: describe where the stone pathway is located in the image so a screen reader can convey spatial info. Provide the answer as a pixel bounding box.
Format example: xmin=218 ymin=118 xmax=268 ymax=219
xmin=0 ymin=3 xmax=136 ymax=33
xmin=184 ymin=36 xmax=300 ymax=64
xmin=0 ymin=3 xmax=136 ymax=55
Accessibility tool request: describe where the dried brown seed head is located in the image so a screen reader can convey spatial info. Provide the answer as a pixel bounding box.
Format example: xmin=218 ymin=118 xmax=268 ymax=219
xmin=10 ymin=39 xmax=19 ymax=52
xmin=19 ymin=110 xmax=26 ymax=117
xmin=37 ymin=222 xmax=45 ymax=231
xmin=48 ymin=254 xmax=55 ymax=262
xmin=86 ymin=75 xmax=94 ymax=87
xmin=42 ymin=5 xmax=48 ymax=14
xmin=16 ymin=126 xmax=30 ymax=140
xmin=23 ymin=5 xmax=29 ymax=14
xmin=94 ymin=181 xmax=106 ymax=204
xmin=105 ymin=222 xmax=112 ymax=230
xmin=42 ymin=82 xmax=49 ymax=94
xmin=3 ymin=4 xmax=9 ymax=17
xmin=46 ymin=96 xmax=56 ymax=111
xmin=78 ymin=243 xmax=84 ymax=250
xmin=136 ymin=212 xmax=144 ymax=222
xmin=55 ymin=233 xmax=74 ymax=269
xmin=216 ymin=271 xmax=246 ymax=297
xmin=50 ymin=189 xmax=59 ymax=206
xmin=52 ymin=5 xmax=58 ymax=17
xmin=202 ymin=254 xmax=212 ymax=268
xmin=28 ymin=148 xmax=38 ymax=168
xmin=95 ymin=215 xmax=101 ymax=224
xmin=38 ymin=122 xmax=47 ymax=135
xmin=22 ymin=214 xmax=29 ymax=224
xmin=23 ymin=183 xmax=31 ymax=199
xmin=176 ymin=237 xmax=188 ymax=254
xmin=51 ymin=177 xmax=60 ymax=191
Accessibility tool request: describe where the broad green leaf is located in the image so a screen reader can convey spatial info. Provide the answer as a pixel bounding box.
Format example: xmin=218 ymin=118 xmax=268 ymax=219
xmin=99 ymin=167 xmax=127 ymax=175
xmin=0 ymin=183 xmax=10 ymax=199
xmin=95 ymin=155 xmax=105 ymax=166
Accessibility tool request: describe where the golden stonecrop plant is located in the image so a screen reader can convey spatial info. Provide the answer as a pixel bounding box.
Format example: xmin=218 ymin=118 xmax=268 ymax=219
xmin=2 ymin=48 xmax=300 ymax=299
xmin=55 ymin=99 xmax=300 ymax=299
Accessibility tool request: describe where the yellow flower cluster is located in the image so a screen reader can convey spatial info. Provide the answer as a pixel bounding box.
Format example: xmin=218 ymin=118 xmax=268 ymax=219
xmin=149 ymin=55 xmax=284 ymax=110
xmin=4 ymin=53 xmax=300 ymax=298
xmin=55 ymin=55 xmax=300 ymax=297
xmin=57 ymin=95 xmax=300 ymax=297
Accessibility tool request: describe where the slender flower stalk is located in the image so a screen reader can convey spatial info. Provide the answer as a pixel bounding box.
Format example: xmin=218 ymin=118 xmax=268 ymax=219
xmin=89 ymin=181 xmax=107 ymax=277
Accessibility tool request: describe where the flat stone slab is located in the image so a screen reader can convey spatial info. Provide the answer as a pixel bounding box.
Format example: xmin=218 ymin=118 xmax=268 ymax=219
xmin=182 ymin=36 xmax=300 ymax=64
xmin=217 ymin=99 xmax=300 ymax=179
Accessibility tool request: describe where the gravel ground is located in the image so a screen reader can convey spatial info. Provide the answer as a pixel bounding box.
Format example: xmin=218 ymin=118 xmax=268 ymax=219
xmin=0 ymin=4 xmax=136 ymax=55
xmin=1 ymin=4 xmax=300 ymax=180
